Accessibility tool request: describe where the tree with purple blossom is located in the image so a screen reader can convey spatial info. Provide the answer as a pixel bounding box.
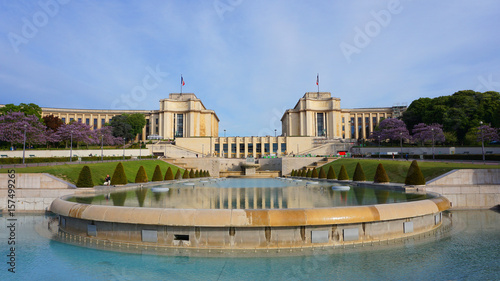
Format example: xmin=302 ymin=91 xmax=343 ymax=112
xmin=94 ymin=126 xmax=122 ymax=146
xmin=0 ymin=112 xmax=46 ymax=148
xmin=369 ymin=118 xmax=410 ymax=142
xmin=56 ymin=122 xmax=96 ymax=148
xmin=412 ymin=123 xmax=446 ymax=144
xmin=477 ymin=124 xmax=499 ymax=143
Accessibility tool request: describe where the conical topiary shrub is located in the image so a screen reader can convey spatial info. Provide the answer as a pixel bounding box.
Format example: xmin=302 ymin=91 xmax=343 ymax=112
xmin=110 ymin=162 xmax=127 ymax=185
xmin=164 ymin=167 xmax=174 ymax=180
xmin=301 ymin=169 xmax=307 ymax=177
xmin=306 ymin=168 xmax=312 ymax=178
xmin=290 ymin=170 xmax=295 ymax=177
xmin=327 ymin=166 xmax=336 ymax=179
xmin=319 ymin=167 xmax=326 ymax=179
xmin=152 ymin=165 xmax=163 ymax=182
xmin=194 ymin=170 xmax=199 ymax=178
xmin=189 ymin=169 xmax=195 ymax=178
xmin=373 ymin=163 xmax=390 ymax=183
xmin=207 ymin=170 xmax=211 ymax=177
xmin=183 ymin=169 xmax=190 ymax=179
xmin=338 ymin=165 xmax=349 ymax=181
xmin=352 ymin=162 xmax=366 ymax=182
xmin=134 ymin=166 xmax=148 ymax=183
xmin=175 ymin=169 xmax=182 ymax=179
xmin=405 ymin=160 xmax=426 ymax=185
xmin=76 ymin=165 xmax=94 ymax=187
xmin=312 ymin=168 xmax=319 ymax=178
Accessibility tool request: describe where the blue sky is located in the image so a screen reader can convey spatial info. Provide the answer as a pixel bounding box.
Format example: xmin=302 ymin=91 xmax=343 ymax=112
xmin=1 ymin=0 xmax=499 ymax=136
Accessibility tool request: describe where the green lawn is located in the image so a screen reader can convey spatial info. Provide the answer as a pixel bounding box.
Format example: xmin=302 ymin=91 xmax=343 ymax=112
xmin=319 ymin=159 xmax=500 ymax=183
xmin=0 ymin=160 xmax=184 ymax=185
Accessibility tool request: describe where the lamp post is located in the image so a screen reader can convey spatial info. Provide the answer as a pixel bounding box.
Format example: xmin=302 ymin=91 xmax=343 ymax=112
xmin=480 ymin=121 xmax=485 ymax=163
xmin=139 ymin=141 xmax=141 ymax=160
xmin=70 ymin=130 xmax=73 ymax=162
xmin=22 ymin=124 xmax=27 ymax=164
xmin=274 ymin=129 xmax=277 ymax=137
xmin=100 ymin=134 xmax=104 ymax=161
xmin=224 ymin=129 xmax=226 ymax=137
xmin=123 ymin=137 xmax=126 ymax=160
xmin=431 ymin=128 xmax=435 ymax=160
xmin=400 ymin=132 xmax=403 ymax=159
xmin=378 ymin=135 xmax=381 ymax=160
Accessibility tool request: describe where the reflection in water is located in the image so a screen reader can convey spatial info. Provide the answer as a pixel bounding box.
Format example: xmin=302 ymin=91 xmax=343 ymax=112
xmin=68 ymin=179 xmax=432 ymax=210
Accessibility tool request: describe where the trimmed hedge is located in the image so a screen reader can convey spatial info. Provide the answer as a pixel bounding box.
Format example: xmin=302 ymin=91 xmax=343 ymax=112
xmin=152 ymin=165 xmax=163 ymax=181
xmin=327 ymin=166 xmax=336 ymax=179
xmin=373 ymin=163 xmax=390 ymax=183
xmin=306 ymin=168 xmax=312 ymax=178
xmin=352 ymin=162 xmax=366 ymax=182
xmin=175 ymin=169 xmax=182 ymax=179
xmin=110 ymin=162 xmax=127 ymax=185
xmin=194 ymin=170 xmax=199 ymax=178
xmin=338 ymin=165 xmax=349 ymax=180
xmin=183 ymin=169 xmax=190 ymax=179
xmin=164 ymin=167 xmax=174 ymax=180
xmin=312 ymin=168 xmax=319 ymax=178
xmin=0 ymin=155 xmax=133 ymax=165
xmin=76 ymin=165 xmax=94 ymax=187
xmin=134 ymin=166 xmax=148 ymax=183
xmin=405 ymin=160 xmax=426 ymax=185
xmin=189 ymin=169 xmax=195 ymax=178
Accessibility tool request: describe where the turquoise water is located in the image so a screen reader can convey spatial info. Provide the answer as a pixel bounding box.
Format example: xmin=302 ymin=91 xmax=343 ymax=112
xmin=67 ymin=178 xmax=431 ymax=209
xmin=1 ymin=210 xmax=499 ymax=280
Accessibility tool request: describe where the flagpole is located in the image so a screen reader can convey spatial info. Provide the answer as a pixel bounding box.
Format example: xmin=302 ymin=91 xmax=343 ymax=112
xmin=180 ymin=74 xmax=183 ymax=94
xmin=317 ymin=73 xmax=319 ymax=93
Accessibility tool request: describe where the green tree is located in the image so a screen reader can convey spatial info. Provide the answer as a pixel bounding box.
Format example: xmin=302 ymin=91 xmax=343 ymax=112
xmin=110 ymin=115 xmax=134 ymax=140
xmin=405 ymin=160 xmax=426 ymax=185
xmin=318 ymin=167 xmax=326 ymax=179
xmin=352 ymin=162 xmax=366 ymax=182
xmin=312 ymin=168 xmax=319 ymax=178
xmin=152 ymin=165 xmax=163 ymax=181
xmin=110 ymin=162 xmax=127 ymax=185
xmin=338 ymin=165 xmax=349 ymax=181
xmin=135 ymin=166 xmax=148 ymax=183
xmin=194 ymin=170 xmax=199 ymax=178
xmin=164 ymin=167 xmax=174 ymax=180
xmin=126 ymin=113 xmax=147 ymax=136
xmin=189 ymin=169 xmax=195 ymax=178
xmin=306 ymin=168 xmax=312 ymax=178
xmin=327 ymin=166 xmax=336 ymax=179
xmin=76 ymin=166 xmax=94 ymax=187
xmin=0 ymin=103 xmax=42 ymax=120
xmin=183 ymin=169 xmax=190 ymax=179
xmin=373 ymin=163 xmax=390 ymax=183
xmin=175 ymin=169 xmax=183 ymax=179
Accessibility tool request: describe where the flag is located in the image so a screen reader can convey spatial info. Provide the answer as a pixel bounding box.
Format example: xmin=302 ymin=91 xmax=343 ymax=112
xmin=181 ymin=76 xmax=185 ymax=86
xmin=316 ymin=74 xmax=319 ymax=85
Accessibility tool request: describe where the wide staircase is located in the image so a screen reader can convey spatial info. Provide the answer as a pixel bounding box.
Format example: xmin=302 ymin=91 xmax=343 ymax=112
xmin=301 ymin=157 xmax=339 ymax=171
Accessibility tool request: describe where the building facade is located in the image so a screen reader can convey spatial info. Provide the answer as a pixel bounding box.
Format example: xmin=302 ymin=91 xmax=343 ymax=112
xmin=35 ymin=93 xmax=219 ymax=141
xmin=281 ymin=92 xmax=406 ymax=140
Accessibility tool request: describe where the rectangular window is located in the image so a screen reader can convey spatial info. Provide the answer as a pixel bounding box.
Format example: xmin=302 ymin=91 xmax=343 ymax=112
xmin=70 ymin=118 xmax=74 ymax=122
xmin=248 ymin=143 xmax=253 ymax=153
xmin=317 ymin=113 xmax=325 ymax=136
xmin=264 ymin=143 xmax=270 ymax=153
xmin=62 ymin=117 xmax=66 ymax=123
xmin=342 ymin=117 xmax=345 ymax=123
xmin=256 ymin=143 xmax=262 ymax=153
xmin=272 ymin=143 xmax=278 ymax=152
xmin=223 ymin=144 xmax=228 ymax=153
xmin=85 ymin=118 xmax=90 ymax=125
xmin=175 ymin=114 xmax=184 ymax=137
xmin=280 ymin=143 xmax=286 ymax=152
xmin=231 ymin=143 xmax=236 ymax=152
xmin=240 ymin=143 xmax=245 ymax=152
xmin=373 ymin=116 xmax=378 ymax=126
xmin=155 ymin=118 xmax=158 ymax=125
xmin=215 ymin=144 xmax=220 ymax=154
xmin=93 ymin=118 xmax=98 ymax=129
xmin=78 ymin=118 xmax=82 ymax=123
xmin=101 ymin=118 xmax=106 ymax=125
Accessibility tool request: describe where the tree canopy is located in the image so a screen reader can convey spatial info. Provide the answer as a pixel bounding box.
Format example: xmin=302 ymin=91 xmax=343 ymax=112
xmin=402 ymin=90 xmax=500 ymax=144
xmin=109 ymin=113 xmax=146 ymax=141
xmin=0 ymin=103 xmax=42 ymax=120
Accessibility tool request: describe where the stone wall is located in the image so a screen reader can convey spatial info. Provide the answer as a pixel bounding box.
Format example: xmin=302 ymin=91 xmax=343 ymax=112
xmin=425 ymin=169 xmax=500 ymax=209
xmin=0 ymin=173 xmax=76 ymax=212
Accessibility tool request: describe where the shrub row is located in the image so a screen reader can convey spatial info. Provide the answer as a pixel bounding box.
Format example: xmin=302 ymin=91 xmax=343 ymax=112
xmin=0 ymin=156 xmax=133 ymax=165
xmin=289 ymin=160 xmax=425 ymax=185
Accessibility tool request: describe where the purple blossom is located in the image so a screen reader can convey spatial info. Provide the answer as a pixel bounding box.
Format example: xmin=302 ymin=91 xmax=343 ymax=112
xmin=369 ymin=118 xmax=410 ymax=141
xmin=477 ymin=124 xmax=499 ymax=143
xmin=0 ymin=112 xmax=46 ymax=146
xmin=94 ymin=126 xmax=122 ymax=145
xmin=412 ymin=123 xmax=446 ymax=143
xmin=56 ymin=122 xmax=96 ymax=145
